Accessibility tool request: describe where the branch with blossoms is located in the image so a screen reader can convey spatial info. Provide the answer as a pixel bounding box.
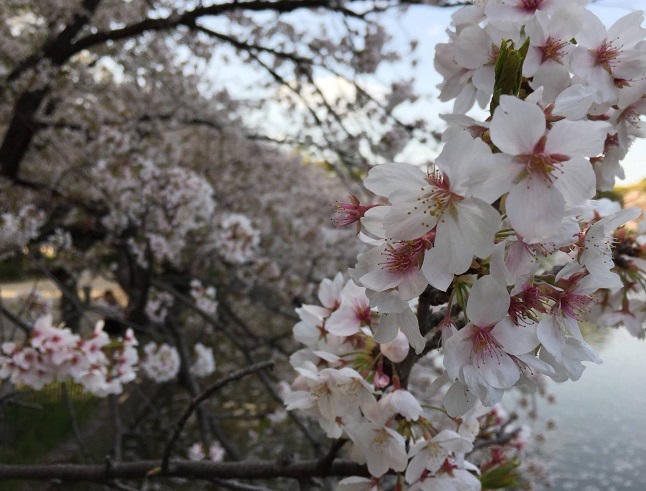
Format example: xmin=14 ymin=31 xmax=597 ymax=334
xmin=283 ymin=2 xmax=646 ymax=490
xmin=3 ymin=1 xmax=646 ymax=490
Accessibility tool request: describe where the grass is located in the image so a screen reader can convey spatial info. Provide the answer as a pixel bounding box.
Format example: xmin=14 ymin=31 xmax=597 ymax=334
xmin=0 ymin=383 xmax=100 ymax=490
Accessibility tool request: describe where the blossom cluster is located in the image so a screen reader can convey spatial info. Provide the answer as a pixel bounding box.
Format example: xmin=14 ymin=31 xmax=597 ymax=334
xmin=0 ymin=314 xmax=218 ymax=391
xmin=190 ymin=279 xmax=218 ymax=316
xmin=0 ymin=316 xmax=138 ymax=397
xmin=140 ymin=340 xmax=216 ymax=382
xmin=213 ymin=213 xmax=260 ymax=264
xmin=187 ymin=441 xmax=225 ymax=462
xmin=288 ymin=1 xmax=646 ymax=488
xmin=286 ymin=275 xmax=535 ymax=490
xmin=331 ymin=0 xmax=646 ymax=417
xmin=140 ymin=342 xmax=181 ymax=383
xmin=92 ymin=159 xmax=218 ymax=268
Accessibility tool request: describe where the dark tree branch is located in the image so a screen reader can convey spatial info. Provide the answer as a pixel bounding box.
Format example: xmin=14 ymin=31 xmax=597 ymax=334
xmin=1 ymin=0 xmax=103 ymax=180
xmin=0 ymin=458 xmax=368 ymax=483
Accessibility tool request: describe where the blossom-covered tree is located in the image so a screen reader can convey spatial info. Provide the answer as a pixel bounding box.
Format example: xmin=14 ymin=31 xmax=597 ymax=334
xmin=1 ymin=0 xmax=646 ymax=490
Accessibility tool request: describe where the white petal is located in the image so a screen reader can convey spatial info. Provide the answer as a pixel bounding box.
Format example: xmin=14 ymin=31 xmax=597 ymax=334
xmin=490 ymin=96 xmax=545 ymax=155
xmin=553 ymin=157 xmax=596 ymax=205
xmin=491 ymin=317 xmax=539 ymax=355
xmin=506 ymin=179 xmax=565 ymax=242
xmin=545 ymin=120 xmax=610 ymax=157
xmin=466 ymin=275 xmax=510 ymax=327
xmin=421 ymin=247 xmax=454 ymax=292
xmin=364 ymin=163 xmax=426 ymax=200
xmin=444 ymin=381 xmax=478 ymax=417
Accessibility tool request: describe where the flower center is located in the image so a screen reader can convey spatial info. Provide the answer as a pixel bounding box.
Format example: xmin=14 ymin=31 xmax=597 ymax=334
xmin=540 ymin=36 xmax=569 ymax=63
xmin=469 ymin=326 xmax=503 ymax=367
xmin=517 ymin=0 xmax=544 ymax=13
xmin=559 ymin=292 xmax=591 ymax=319
xmin=381 ymin=231 xmax=435 ymax=273
xmin=419 ymin=171 xmax=460 ymax=218
xmin=594 ymin=42 xmax=620 ymax=72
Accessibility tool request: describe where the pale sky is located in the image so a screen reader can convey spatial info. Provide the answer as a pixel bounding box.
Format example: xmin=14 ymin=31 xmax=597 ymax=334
xmin=390 ymin=0 xmax=646 ymax=184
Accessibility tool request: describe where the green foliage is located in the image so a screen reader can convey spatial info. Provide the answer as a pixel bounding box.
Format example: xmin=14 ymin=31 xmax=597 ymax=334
xmin=480 ymin=456 xmax=522 ymax=489
xmin=0 ymin=383 xmax=98 ymax=465
xmin=491 ymin=38 xmax=530 ymax=114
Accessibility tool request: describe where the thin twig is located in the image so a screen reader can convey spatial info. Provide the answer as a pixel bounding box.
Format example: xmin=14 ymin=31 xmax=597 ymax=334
xmin=161 ymin=360 xmax=275 ymax=472
xmin=62 ymin=382 xmax=95 ymax=464
xmin=210 ymin=478 xmax=278 ymax=491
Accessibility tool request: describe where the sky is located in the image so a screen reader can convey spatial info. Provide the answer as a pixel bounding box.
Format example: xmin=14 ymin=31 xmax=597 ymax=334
xmin=200 ymin=1 xmax=646 ymax=185
xmin=388 ymin=0 xmax=646 ymax=185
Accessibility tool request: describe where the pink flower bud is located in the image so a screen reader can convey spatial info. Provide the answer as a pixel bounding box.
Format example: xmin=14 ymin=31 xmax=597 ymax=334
xmin=380 ymin=330 xmax=409 ymax=363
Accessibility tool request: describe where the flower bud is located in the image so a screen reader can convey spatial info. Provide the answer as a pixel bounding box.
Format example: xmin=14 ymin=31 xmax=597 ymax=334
xmin=380 ymin=330 xmax=409 ymax=363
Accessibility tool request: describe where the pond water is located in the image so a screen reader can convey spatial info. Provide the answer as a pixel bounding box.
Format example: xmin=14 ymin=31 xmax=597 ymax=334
xmin=533 ymin=327 xmax=646 ymax=490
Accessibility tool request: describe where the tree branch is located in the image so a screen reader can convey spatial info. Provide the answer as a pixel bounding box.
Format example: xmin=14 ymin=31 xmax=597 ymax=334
xmin=161 ymin=360 xmax=275 ymax=472
xmin=0 ymin=459 xmax=368 ymax=483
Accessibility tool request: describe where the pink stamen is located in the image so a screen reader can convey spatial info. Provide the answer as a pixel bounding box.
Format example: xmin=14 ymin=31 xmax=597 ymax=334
xmin=469 ymin=326 xmax=503 ymax=368
xmin=539 ymin=36 xmax=569 ymax=63
xmin=332 ymin=194 xmax=382 ymax=230
xmin=594 ymin=42 xmax=620 ymax=72
xmin=380 ymin=231 xmax=435 ymax=272
xmin=517 ymin=0 xmax=545 ymax=13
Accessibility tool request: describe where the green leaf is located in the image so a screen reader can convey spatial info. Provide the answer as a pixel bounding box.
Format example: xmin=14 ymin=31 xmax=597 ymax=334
xmin=480 ymin=457 xmax=522 ymax=489
xmin=490 ymin=38 xmax=530 ymax=115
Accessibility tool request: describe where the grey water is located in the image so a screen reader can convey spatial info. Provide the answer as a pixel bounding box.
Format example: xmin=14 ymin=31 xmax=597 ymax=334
xmin=534 ymin=327 xmax=646 ymax=490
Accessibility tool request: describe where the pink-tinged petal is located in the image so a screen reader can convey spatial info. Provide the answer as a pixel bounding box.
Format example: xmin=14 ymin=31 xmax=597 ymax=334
xmin=373 ymin=313 xmax=399 ymax=344
xmin=443 ymin=323 xmax=476 ymax=380
xmin=434 ymin=215 xmax=473 ymax=275
xmin=434 ymin=429 xmax=473 ymax=454
xmin=405 ymin=444 xmax=432 ymax=484
xmin=435 ymin=132 xmax=484 ymax=192
xmin=473 ymin=348 xmax=520 ymax=390
xmin=296 ymin=305 xmax=329 ymax=325
xmin=380 ymin=331 xmax=409 ymax=363
xmin=318 ymin=273 xmax=344 ymax=309
xmin=361 ymin=206 xmax=388 ymax=239
xmin=490 ymin=241 xmax=515 ymax=286
xmin=506 ymin=179 xmax=565 ymax=242
xmin=466 ymin=153 xmax=518 ymax=204
xmin=553 ymin=84 xmax=597 ymax=120
xmin=376 ymin=309 xmax=425 ymax=354
xmin=383 ymin=202 xmax=438 ymax=241
xmin=505 ymin=239 xmax=538 ymax=281
xmin=607 ymin=10 xmax=646 ymax=48
xmin=456 ymin=199 xmax=501 ymax=258
xmin=454 ymin=26 xmax=491 ymax=69
xmin=453 ymin=81 xmax=477 ymax=114
xmin=398 ymin=308 xmax=426 ymax=354
xmin=553 ymin=157 xmax=596 ymax=205
xmin=364 ymin=163 xmax=426 ymax=200
xmin=380 ymin=389 xmax=423 ymax=421
xmin=398 ymin=270 xmax=430 ymax=301
xmin=421 ymin=247 xmax=454 ymax=292
xmin=293 ymin=321 xmax=321 ymax=345
xmin=530 ymin=63 xmax=572 ymax=103
xmin=514 ymin=353 xmax=555 ymax=377
xmin=360 ymin=267 xmax=401 ymax=292
xmin=444 ymin=381 xmax=478 ymax=417
xmin=545 ymin=120 xmax=610 ymax=157
xmin=491 ymin=317 xmax=539 ymax=355
xmin=326 ymin=307 xmax=361 ymax=336
xmin=537 ymin=315 xmax=566 ymax=360
xmin=367 ymin=290 xmax=408 ymax=313
xmin=490 ymin=96 xmax=545 ymax=155
xmin=434 ymin=200 xmax=499 ymax=275
xmin=466 ymin=276 xmax=510 ymax=327
xmin=462 ymin=365 xmax=505 ymax=406
xmin=575 ymin=10 xmax=607 ymax=47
